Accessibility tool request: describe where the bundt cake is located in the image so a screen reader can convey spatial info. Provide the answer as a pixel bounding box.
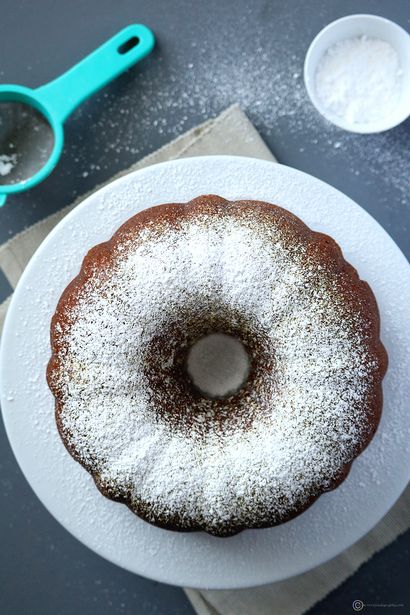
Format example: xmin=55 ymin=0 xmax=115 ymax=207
xmin=47 ymin=195 xmax=387 ymax=537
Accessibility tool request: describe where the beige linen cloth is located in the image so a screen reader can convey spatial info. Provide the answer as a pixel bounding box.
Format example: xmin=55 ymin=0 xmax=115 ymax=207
xmin=0 ymin=105 xmax=408 ymax=614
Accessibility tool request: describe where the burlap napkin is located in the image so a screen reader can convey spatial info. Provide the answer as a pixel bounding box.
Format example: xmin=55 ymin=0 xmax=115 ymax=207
xmin=0 ymin=104 xmax=408 ymax=614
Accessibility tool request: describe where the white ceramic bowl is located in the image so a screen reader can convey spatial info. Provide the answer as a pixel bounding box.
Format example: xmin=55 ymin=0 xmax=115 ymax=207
xmin=304 ymin=14 xmax=410 ymax=133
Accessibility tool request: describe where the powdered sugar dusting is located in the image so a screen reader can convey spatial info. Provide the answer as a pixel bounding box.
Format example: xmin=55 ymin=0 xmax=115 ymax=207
xmin=0 ymin=153 xmax=17 ymax=177
xmin=50 ymin=204 xmax=380 ymax=534
xmin=315 ymin=36 xmax=403 ymax=125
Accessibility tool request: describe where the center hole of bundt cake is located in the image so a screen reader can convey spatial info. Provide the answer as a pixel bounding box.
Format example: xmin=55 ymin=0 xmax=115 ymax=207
xmin=186 ymin=333 xmax=250 ymax=399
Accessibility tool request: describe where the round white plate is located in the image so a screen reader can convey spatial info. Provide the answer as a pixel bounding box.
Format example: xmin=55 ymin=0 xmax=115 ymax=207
xmin=1 ymin=156 xmax=409 ymax=589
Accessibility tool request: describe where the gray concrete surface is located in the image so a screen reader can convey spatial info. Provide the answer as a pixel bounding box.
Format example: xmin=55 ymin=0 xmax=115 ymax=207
xmin=0 ymin=1 xmax=409 ymax=613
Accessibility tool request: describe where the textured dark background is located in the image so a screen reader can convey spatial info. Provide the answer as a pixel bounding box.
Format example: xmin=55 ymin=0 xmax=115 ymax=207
xmin=0 ymin=1 xmax=409 ymax=613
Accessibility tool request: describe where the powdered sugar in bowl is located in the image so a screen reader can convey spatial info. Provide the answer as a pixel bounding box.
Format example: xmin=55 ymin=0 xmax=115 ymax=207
xmin=304 ymin=14 xmax=410 ymax=133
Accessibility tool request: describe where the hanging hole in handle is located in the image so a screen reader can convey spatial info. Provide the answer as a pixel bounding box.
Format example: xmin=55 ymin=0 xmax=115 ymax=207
xmin=118 ymin=37 xmax=140 ymax=55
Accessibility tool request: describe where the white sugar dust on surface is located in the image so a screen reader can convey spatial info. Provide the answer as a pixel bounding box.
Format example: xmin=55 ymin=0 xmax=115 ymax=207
xmin=68 ymin=15 xmax=409 ymax=211
xmin=315 ymin=36 xmax=403 ymax=124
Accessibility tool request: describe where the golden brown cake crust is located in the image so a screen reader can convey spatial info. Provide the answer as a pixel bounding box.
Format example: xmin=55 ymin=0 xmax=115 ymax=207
xmin=47 ymin=195 xmax=388 ymax=536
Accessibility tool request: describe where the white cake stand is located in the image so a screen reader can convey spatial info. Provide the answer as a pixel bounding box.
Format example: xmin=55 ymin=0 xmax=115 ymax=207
xmin=1 ymin=156 xmax=409 ymax=589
